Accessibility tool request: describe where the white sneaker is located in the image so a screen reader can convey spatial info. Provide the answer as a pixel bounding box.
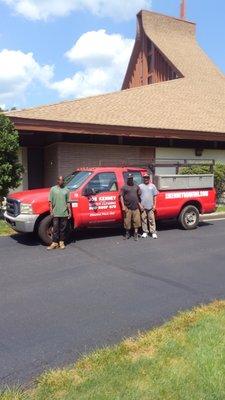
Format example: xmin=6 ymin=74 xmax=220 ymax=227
xmin=152 ymin=233 xmax=158 ymax=239
xmin=141 ymin=232 xmax=148 ymax=238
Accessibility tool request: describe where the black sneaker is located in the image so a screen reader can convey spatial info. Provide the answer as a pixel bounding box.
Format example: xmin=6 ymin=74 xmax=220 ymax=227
xmin=134 ymin=232 xmax=138 ymax=241
xmin=124 ymin=231 xmax=130 ymax=240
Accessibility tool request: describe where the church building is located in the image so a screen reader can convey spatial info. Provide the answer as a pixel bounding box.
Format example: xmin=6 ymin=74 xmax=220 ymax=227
xmin=6 ymin=8 xmax=225 ymax=190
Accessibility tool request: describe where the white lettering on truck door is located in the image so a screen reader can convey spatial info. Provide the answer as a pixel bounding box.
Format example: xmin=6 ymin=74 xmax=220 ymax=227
xmin=165 ymin=191 xmax=209 ymax=200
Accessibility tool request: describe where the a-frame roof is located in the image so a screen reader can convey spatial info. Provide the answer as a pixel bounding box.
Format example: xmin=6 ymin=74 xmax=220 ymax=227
xmin=6 ymin=10 xmax=225 ymax=137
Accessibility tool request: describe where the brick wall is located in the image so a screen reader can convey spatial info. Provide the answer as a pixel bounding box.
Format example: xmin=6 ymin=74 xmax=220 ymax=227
xmin=58 ymin=142 xmax=155 ymax=177
xmin=44 ymin=142 xmax=155 ymax=186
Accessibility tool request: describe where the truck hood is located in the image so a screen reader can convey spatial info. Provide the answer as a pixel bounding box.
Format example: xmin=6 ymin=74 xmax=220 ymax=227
xmin=8 ymin=188 xmax=50 ymax=204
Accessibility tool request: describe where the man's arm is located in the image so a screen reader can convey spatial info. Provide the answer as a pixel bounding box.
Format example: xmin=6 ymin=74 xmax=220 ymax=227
xmin=119 ymin=187 xmax=126 ymax=212
xmin=49 ymin=202 xmax=53 ymax=215
xmin=138 ymin=201 xmax=144 ymax=211
xmin=152 ymin=185 xmax=158 ymax=211
xmin=152 ymin=195 xmax=157 ymax=211
xmin=137 ymin=186 xmax=144 ymax=211
xmin=49 ymin=188 xmax=53 ymax=215
xmin=120 ymin=196 xmax=125 ymax=211
xmin=66 ymin=191 xmax=71 ymax=219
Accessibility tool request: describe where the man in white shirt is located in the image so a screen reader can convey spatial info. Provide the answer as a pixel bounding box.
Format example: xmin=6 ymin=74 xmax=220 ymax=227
xmin=139 ymin=173 xmax=158 ymax=239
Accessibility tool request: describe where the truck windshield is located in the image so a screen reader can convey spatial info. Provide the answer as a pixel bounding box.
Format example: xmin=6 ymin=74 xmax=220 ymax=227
xmin=65 ymin=171 xmax=92 ymax=190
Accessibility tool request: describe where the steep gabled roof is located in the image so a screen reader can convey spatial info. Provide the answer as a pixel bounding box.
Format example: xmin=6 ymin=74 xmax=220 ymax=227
xmin=141 ymin=11 xmax=224 ymax=83
xmin=6 ymin=10 xmax=225 ymax=136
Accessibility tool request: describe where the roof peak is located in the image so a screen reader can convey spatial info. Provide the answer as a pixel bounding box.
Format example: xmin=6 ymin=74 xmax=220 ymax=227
xmin=138 ymin=9 xmax=196 ymax=27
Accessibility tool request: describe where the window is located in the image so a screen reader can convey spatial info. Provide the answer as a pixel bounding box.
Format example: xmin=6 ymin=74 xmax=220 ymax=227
xmin=65 ymin=171 xmax=92 ymax=190
xmin=123 ymin=171 xmax=143 ymax=185
xmin=86 ymin=172 xmax=118 ymax=194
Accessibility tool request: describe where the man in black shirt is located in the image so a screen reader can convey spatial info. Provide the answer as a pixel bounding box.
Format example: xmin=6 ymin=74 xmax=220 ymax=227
xmin=120 ymin=173 xmax=141 ymax=240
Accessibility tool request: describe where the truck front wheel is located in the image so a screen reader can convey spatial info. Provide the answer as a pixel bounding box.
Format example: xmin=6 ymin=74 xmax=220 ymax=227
xmin=38 ymin=215 xmax=73 ymax=245
xmin=178 ymin=205 xmax=199 ymax=230
xmin=38 ymin=215 xmax=53 ymax=245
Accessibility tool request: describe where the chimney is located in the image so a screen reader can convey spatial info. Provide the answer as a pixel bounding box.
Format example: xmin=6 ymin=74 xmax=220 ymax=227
xmin=180 ymin=0 xmax=186 ymax=19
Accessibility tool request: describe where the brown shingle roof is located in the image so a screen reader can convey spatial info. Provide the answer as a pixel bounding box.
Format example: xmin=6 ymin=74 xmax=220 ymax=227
xmin=6 ymin=10 xmax=225 ymax=135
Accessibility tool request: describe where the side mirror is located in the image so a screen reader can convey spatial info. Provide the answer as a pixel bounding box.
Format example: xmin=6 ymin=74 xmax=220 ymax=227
xmin=84 ymin=187 xmax=95 ymax=196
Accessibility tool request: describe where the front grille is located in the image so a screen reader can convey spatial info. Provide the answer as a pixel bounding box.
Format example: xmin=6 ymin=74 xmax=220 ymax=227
xmin=6 ymin=198 xmax=20 ymax=217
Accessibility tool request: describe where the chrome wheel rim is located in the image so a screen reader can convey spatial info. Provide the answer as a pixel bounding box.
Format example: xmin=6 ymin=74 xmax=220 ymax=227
xmin=184 ymin=211 xmax=197 ymax=226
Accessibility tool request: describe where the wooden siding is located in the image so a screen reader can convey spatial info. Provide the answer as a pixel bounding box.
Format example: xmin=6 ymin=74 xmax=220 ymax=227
xmin=122 ymin=14 xmax=182 ymax=89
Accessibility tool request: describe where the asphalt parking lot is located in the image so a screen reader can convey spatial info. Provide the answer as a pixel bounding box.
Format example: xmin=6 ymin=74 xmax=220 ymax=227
xmin=1 ymin=219 xmax=225 ymax=387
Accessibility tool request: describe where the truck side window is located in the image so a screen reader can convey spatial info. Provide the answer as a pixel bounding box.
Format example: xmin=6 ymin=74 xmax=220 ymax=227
xmin=86 ymin=172 xmax=118 ymax=194
xmin=123 ymin=171 xmax=143 ymax=185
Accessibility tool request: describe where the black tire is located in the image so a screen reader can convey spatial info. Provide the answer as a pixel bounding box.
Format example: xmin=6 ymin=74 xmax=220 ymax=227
xmin=38 ymin=215 xmax=73 ymax=245
xmin=38 ymin=215 xmax=53 ymax=245
xmin=178 ymin=205 xmax=200 ymax=230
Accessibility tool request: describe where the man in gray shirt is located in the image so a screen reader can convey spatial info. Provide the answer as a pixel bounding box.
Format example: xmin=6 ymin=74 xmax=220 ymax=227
xmin=139 ymin=173 xmax=158 ymax=239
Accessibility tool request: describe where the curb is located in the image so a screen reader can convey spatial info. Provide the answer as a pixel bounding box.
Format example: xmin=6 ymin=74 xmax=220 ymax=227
xmin=201 ymin=212 xmax=225 ymax=221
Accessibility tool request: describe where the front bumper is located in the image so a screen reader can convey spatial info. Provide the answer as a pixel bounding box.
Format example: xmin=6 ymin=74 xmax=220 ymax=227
xmin=4 ymin=212 xmax=39 ymax=233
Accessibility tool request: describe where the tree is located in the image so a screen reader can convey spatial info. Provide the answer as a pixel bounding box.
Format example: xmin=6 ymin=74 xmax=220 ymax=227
xmin=0 ymin=113 xmax=24 ymax=202
xmin=180 ymin=163 xmax=225 ymax=200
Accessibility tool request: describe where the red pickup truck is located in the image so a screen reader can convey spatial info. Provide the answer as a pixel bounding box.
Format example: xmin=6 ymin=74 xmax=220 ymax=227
xmin=4 ymin=166 xmax=216 ymax=244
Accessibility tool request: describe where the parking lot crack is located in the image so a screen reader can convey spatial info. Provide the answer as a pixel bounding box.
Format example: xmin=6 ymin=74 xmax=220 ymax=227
xmin=76 ymin=245 xmax=199 ymax=295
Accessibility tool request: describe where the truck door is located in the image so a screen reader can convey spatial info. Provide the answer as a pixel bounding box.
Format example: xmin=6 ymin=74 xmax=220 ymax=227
xmin=80 ymin=172 xmax=122 ymax=225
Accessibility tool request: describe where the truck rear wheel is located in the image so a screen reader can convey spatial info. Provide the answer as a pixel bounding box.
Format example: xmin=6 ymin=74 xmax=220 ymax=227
xmin=178 ymin=205 xmax=199 ymax=230
xmin=38 ymin=215 xmax=53 ymax=245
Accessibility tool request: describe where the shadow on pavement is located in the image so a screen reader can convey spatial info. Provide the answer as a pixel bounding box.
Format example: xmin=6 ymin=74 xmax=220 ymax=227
xmin=157 ymin=219 xmax=213 ymax=231
xmin=198 ymin=221 xmax=214 ymax=228
xmin=71 ymin=226 xmax=124 ymax=242
xmin=10 ymin=232 xmax=41 ymax=247
xmin=7 ymin=220 xmax=214 ymax=247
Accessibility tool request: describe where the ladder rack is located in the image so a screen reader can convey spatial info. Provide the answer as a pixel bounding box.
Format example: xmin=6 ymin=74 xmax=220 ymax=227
xmin=95 ymin=158 xmax=215 ymax=175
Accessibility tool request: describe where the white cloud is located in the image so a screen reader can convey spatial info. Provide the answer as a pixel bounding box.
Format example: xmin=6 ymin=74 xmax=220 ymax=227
xmin=50 ymin=69 xmax=109 ymax=98
xmin=66 ymin=29 xmax=133 ymax=66
xmin=0 ymin=49 xmax=54 ymax=105
xmin=50 ymin=29 xmax=134 ymax=98
xmin=1 ymin=0 xmax=151 ymax=21
xmin=0 ymin=30 xmax=134 ymax=107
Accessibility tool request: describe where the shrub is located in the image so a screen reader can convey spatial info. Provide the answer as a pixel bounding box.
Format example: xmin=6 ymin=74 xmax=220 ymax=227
xmin=180 ymin=163 xmax=225 ymax=199
xmin=0 ymin=113 xmax=23 ymax=202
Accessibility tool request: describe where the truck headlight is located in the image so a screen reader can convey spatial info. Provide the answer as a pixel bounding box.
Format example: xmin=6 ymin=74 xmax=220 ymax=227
xmin=20 ymin=203 xmax=33 ymax=214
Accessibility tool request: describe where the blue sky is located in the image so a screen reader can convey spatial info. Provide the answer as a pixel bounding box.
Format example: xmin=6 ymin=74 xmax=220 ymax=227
xmin=0 ymin=0 xmax=224 ymax=109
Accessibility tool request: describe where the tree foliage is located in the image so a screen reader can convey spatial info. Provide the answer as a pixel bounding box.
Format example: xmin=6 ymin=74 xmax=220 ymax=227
xmin=180 ymin=163 xmax=225 ymax=199
xmin=0 ymin=113 xmax=24 ymax=199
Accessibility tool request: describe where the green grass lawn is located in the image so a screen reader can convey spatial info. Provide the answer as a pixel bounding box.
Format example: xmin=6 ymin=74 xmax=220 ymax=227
xmin=216 ymin=204 xmax=225 ymax=213
xmin=0 ymin=220 xmax=14 ymax=236
xmin=2 ymin=301 xmax=225 ymax=400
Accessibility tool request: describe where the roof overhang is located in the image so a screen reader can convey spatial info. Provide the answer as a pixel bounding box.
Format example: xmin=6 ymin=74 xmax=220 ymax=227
xmin=11 ymin=116 xmax=225 ymax=142
xmin=5 ymin=10 xmax=225 ymax=138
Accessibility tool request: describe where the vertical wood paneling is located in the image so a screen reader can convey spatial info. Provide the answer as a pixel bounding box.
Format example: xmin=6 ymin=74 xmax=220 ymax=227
xmin=123 ymin=28 xmax=182 ymax=89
